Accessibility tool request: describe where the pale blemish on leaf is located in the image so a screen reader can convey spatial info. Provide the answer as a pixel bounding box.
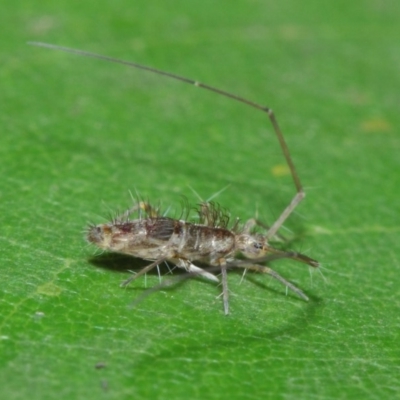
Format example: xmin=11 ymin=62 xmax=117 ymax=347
xmin=36 ymin=282 xmax=62 ymax=296
xmin=361 ymin=118 xmax=392 ymax=133
xmin=271 ymin=163 xmax=290 ymax=177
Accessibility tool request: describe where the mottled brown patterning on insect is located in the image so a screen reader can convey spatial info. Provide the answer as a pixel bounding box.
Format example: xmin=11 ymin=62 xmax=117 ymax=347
xmin=89 ymin=206 xmax=235 ymax=262
xmin=28 ymin=42 xmax=320 ymax=315
xmin=88 ymin=215 xmax=234 ymax=263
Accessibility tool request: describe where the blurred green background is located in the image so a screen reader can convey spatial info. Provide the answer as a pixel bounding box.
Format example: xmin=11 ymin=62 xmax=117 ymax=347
xmin=1 ymin=1 xmax=399 ymax=399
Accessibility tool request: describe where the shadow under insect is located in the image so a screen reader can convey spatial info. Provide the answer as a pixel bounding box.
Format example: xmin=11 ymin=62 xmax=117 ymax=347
xmin=88 ymin=252 xmax=213 ymax=286
xmin=88 ymin=252 xmax=223 ymax=306
xmin=88 ymin=253 xmax=167 ymax=275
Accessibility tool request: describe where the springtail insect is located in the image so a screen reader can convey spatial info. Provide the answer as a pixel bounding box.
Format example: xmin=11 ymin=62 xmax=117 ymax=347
xmin=29 ymin=42 xmax=319 ymax=315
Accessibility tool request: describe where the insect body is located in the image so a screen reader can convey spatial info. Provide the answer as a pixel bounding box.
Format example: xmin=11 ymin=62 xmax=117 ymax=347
xmin=29 ymin=42 xmax=319 ymax=314
xmin=87 ymin=202 xmax=238 ymax=284
xmin=87 ymin=201 xmax=318 ymax=314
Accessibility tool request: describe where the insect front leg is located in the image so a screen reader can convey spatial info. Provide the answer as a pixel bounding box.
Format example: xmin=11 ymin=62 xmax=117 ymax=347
xmin=239 ymin=263 xmax=309 ymax=301
xmin=241 ymin=218 xmax=319 ymax=268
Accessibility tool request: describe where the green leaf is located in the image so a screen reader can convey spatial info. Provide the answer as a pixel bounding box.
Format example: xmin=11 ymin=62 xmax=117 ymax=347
xmin=1 ymin=1 xmax=399 ymax=399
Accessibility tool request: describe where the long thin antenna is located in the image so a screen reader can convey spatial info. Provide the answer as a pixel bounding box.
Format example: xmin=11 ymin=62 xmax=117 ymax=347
xmin=28 ymin=41 xmax=305 ymax=237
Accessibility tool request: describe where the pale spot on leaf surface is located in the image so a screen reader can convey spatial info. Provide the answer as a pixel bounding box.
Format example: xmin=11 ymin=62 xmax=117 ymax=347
xmin=271 ymin=163 xmax=290 ymax=177
xmin=36 ymin=282 xmax=62 ymax=296
xmin=361 ymin=118 xmax=392 ymax=133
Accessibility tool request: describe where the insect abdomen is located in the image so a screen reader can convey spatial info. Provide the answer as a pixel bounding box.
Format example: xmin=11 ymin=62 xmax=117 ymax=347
xmin=137 ymin=217 xmax=236 ymax=259
xmin=173 ymin=222 xmax=236 ymax=260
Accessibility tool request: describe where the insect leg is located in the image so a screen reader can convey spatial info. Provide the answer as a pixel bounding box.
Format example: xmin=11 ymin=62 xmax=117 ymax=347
xmin=220 ymin=264 xmax=230 ymax=315
xmin=242 ymin=218 xmax=319 ymax=268
xmin=239 ymin=263 xmax=309 ymax=301
xmin=175 ymin=259 xmax=219 ymax=283
xmin=120 ymin=257 xmax=168 ymax=287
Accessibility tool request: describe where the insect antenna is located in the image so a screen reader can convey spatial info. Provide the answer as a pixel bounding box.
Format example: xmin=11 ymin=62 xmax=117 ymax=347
xmin=29 ymin=42 xmax=318 ymax=314
xmin=28 ymin=41 xmax=305 ymax=239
